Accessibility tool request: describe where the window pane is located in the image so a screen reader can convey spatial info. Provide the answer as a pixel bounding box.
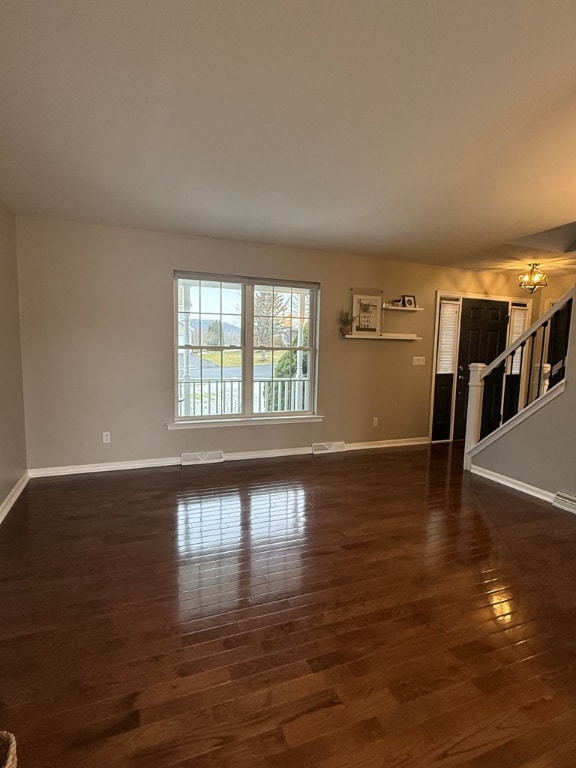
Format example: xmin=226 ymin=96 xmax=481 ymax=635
xmin=254 ymin=286 xmax=274 ymax=316
xmin=509 ymin=307 xmax=528 ymax=374
xmin=253 ymin=316 xmax=273 ymax=347
xmin=255 ymin=376 xmax=308 ymax=413
xmin=202 ymin=349 xmax=222 ymax=377
xmin=178 ymin=279 xmax=200 ymax=312
xmin=178 ymin=348 xmax=201 ymax=381
xmin=221 ymin=282 xmax=242 ymax=315
xmin=199 ymin=280 xmax=222 ymax=313
xmin=274 ymin=289 xmax=292 ymax=318
xmin=177 ymin=312 xmax=200 ymax=345
xmin=291 ymin=290 xmax=310 ymax=318
xmin=177 ymin=277 xmax=246 ymax=417
xmin=194 ymin=350 xmax=242 ymax=415
xmin=272 ymin=348 xmax=291 ymax=376
xmin=251 ymin=284 xmax=313 ymax=415
xmin=290 ymin=319 xmax=308 ymax=347
xmin=222 ymin=349 xmax=243 ymax=380
xmin=437 ymin=301 xmax=460 ymax=374
xmin=253 ymin=348 xmax=272 ymax=379
xmin=253 ymin=350 xmax=310 ymax=414
xmin=221 ymin=314 xmax=242 ymax=346
xmin=201 ymin=314 xmax=223 ymax=345
xmin=177 ymin=347 xmax=201 ymax=417
xmin=273 ymin=316 xmax=291 ymax=347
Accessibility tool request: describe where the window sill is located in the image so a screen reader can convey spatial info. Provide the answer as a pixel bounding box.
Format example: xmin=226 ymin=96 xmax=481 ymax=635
xmin=167 ymin=415 xmax=324 ymax=430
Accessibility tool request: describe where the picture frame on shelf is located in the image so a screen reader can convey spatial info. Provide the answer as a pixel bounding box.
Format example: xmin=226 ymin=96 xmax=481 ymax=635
xmin=351 ymin=292 xmax=382 ymax=336
xmin=402 ymin=295 xmax=417 ymax=309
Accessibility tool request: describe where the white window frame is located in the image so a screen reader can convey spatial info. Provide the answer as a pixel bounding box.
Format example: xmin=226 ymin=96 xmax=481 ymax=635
xmin=168 ymin=271 xmax=322 ymax=429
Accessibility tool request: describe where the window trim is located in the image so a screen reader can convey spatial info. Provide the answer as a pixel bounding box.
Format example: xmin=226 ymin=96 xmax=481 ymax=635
xmin=166 ymin=414 xmax=324 ymax=430
xmin=173 ymin=271 xmax=320 ymax=424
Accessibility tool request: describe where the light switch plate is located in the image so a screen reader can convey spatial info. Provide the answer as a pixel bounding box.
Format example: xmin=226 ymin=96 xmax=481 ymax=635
xmin=412 ymin=356 xmax=426 ymax=366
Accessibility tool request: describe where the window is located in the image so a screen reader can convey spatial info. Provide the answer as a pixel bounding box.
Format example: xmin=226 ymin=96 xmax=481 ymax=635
xmin=508 ymin=305 xmax=529 ymax=375
xmin=175 ymin=272 xmax=318 ymax=421
xmin=436 ymin=299 xmax=460 ymax=374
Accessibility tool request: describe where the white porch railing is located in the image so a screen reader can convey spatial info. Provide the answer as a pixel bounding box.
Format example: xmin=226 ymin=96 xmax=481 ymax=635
xmin=253 ymin=379 xmax=310 ymax=413
xmin=178 ymin=378 xmax=310 ymax=417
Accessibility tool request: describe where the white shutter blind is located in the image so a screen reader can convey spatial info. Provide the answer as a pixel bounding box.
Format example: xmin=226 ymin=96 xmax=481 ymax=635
xmin=509 ymin=306 xmax=528 ymax=374
xmin=437 ymin=301 xmax=460 ymax=374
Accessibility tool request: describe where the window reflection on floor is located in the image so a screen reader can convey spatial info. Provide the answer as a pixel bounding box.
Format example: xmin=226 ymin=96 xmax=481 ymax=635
xmin=176 ymin=488 xmax=242 ymax=619
xmin=176 ymin=482 xmax=307 ymax=620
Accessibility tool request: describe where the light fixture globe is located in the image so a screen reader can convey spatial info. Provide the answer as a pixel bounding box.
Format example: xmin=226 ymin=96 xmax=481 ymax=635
xmin=518 ymin=263 xmax=548 ymax=294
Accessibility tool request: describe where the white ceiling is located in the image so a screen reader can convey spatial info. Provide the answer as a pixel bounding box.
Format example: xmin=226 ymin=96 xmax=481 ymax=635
xmin=2 ymin=0 xmax=576 ymax=270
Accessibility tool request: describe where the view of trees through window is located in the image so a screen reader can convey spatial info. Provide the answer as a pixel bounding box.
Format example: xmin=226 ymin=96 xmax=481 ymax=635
xmin=176 ymin=276 xmax=316 ymax=418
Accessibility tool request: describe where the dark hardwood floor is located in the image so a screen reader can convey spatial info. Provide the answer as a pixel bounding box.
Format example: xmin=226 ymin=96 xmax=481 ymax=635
xmin=3 ymin=444 xmax=576 ymax=766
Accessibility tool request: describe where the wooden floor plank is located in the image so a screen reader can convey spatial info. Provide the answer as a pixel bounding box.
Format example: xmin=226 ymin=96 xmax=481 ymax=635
xmin=2 ymin=444 xmax=576 ymax=766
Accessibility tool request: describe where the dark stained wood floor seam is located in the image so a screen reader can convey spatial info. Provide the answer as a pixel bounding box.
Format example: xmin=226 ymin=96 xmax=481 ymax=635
xmin=3 ymin=444 xmax=576 ymax=766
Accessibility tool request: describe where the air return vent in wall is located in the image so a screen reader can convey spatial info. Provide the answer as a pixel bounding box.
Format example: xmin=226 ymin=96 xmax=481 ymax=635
xmin=311 ymin=441 xmax=347 ymax=455
xmin=181 ymin=451 xmax=224 ymax=465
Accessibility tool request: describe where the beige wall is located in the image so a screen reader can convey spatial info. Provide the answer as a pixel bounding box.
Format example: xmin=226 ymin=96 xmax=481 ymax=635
xmin=0 ymin=202 xmax=26 ymax=502
xmin=17 ymin=216 xmax=537 ymax=469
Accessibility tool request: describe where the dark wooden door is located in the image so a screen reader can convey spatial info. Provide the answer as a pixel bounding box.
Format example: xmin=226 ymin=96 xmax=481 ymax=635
xmin=452 ymin=298 xmax=509 ymax=440
xmin=547 ymin=299 xmax=573 ymax=389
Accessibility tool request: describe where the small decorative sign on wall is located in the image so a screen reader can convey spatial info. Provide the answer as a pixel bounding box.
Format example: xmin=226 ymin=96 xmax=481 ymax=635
xmin=352 ymin=293 xmax=382 ymax=336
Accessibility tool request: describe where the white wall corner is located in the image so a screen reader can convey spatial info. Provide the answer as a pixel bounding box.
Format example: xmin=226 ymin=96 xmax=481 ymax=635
xmin=0 ymin=472 xmax=29 ymax=526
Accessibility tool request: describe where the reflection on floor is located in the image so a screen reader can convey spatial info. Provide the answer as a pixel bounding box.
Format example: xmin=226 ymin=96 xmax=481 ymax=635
xmin=2 ymin=444 xmax=576 ymax=766
xmin=176 ymin=483 xmax=306 ymax=617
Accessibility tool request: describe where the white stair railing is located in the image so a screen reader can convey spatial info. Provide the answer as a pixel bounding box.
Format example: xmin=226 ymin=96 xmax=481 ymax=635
xmin=464 ymin=287 xmax=574 ymax=468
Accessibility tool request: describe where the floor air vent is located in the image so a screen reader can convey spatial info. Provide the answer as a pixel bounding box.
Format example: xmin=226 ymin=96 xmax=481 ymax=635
xmin=553 ymin=491 xmax=576 ymax=514
xmin=181 ymin=451 xmax=224 ymax=466
xmin=312 ymin=441 xmax=346 ymax=455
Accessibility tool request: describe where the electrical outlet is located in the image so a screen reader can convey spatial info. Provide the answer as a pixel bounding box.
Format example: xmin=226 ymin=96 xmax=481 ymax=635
xmin=372 ymin=416 xmax=379 ymax=427
xmin=412 ymin=356 xmax=426 ymax=366
xmin=102 ymin=432 xmax=111 ymax=444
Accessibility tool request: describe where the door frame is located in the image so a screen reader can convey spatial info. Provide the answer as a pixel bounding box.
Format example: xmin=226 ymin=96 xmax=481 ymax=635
xmin=429 ymin=290 xmax=533 ymax=443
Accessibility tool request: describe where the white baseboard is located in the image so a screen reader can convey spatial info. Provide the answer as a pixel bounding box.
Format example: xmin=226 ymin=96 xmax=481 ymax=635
xmin=225 ymin=447 xmax=312 ymax=461
xmin=346 ymin=437 xmax=430 ymax=451
xmin=0 ymin=472 xmax=29 ymax=526
xmin=470 ymin=464 xmax=554 ymax=504
xmin=28 ymin=457 xmax=182 ymax=478
xmin=27 ymin=437 xmax=431 ymax=479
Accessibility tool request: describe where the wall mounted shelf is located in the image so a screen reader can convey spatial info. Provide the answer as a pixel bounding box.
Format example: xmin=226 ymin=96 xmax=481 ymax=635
xmin=340 ymin=291 xmax=423 ymax=340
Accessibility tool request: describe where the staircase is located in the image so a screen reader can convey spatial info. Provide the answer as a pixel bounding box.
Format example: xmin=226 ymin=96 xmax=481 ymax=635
xmin=464 ymin=287 xmax=574 ymax=471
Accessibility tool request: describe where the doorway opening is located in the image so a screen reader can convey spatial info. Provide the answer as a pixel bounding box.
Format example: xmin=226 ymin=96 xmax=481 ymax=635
xmin=430 ymin=293 xmax=531 ymax=442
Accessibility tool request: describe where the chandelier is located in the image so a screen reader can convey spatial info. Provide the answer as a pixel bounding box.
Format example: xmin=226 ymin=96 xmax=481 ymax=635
xmin=518 ymin=263 xmax=548 ymax=294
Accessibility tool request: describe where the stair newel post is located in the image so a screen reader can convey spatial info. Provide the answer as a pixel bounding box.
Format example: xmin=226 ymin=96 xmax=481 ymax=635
xmin=463 ymin=362 xmax=487 ymax=470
